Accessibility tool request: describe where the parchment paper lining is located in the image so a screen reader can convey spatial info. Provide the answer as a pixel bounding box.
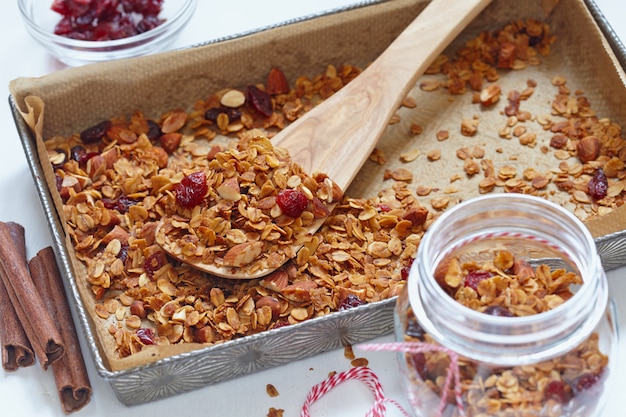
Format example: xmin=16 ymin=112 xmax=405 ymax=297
xmin=8 ymin=0 xmax=626 ymax=371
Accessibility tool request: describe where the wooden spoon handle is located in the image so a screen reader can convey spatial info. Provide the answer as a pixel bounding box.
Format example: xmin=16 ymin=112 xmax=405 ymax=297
xmin=272 ymin=0 xmax=492 ymax=191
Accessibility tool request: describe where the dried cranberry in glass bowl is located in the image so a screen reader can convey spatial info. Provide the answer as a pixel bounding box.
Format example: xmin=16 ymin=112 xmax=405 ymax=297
xmin=51 ymin=0 xmax=166 ymax=42
xmin=18 ymin=0 xmax=198 ymax=66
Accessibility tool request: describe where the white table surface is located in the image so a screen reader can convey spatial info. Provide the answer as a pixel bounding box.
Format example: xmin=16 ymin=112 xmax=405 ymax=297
xmin=1 ymin=1 xmax=624 ymax=416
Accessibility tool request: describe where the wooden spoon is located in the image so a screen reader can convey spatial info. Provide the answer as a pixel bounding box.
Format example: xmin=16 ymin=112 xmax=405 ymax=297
xmin=157 ymin=0 xmax=492 ymax=278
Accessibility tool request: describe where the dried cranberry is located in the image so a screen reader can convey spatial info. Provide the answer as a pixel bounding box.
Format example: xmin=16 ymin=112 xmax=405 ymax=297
xmin=276 ymin=189 xmax=308 ymax=218
xmin=50 ymin=0 xmax=70 ymax=16
xmin=400 ymin=266 xmax=411 ymax=280
xmin=587 ymin=168 xmax=608 ymax=200
xmin=400 ymin=258 xmax=414 ymax=280
xmin=136 ymin=328 xmax=155 ymax=345
xmin=204 ymin=107 xmax=242 ymax=123
xmin=122 ymin=0 xmax=163 ymax=15
xmin=572 ymin=372 xmax=602 ymax=394
xmin=53 ymin=16 xmax=75 ymax=36
xmin=146 ymin=119 xmax=162 ymax=142
xmin=69 ymin=144 xmax=98 ymax=165
xmin=463 ymin=270 xmax=494 ymax=291
xmin=80 ymin=120 xmax=112 ymax=144
xmin=409 ymin=352 xmax=428 ymax=379
xmin=102 ymin=195 xmax=138 ymax=213
xmin=70 ymin=145 xmax=86 ymax=162
xmin=544 ymin=380 xmax=572 ymax=403
xmin=483 ymin=305 xmax=514 ymax=317
xmin=55 ymin=174 xmax=63 ymax=192
xmin=273 ymin=320 xmax=290 ymax=329
xmin=52 ymin=0 xmax=91 ymax=17
xmin=93 ymin=0 xmax=120 ymax=19
xmin=144 ymin=251 xmax=167 ymax=277
xmin=75 ymin=8 xmax=96 ymax=26
xmin=137 ymin=15 xmax=164 ymax=33
xmin=377 ymin=203 xmax=392 ymax=212
xmin=118 ymin=243 xmax=129 ymax=263
xmin=338 ymin=294 xmax=366 ymax=311
xmin=52 ymin=0 xmax=165 ymax=41
xmin=94 ymin=15 xmax=138 ymax=40
xmin=245 ymin=85 xmax=273 ymax=117
xmin=175 ymin=171 xmax=208 ymax=209
xmin=79 ymin=151 xmax=100 ymax=165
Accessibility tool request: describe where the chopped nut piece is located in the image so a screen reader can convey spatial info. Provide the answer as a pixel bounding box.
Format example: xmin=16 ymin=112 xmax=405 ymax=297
xmin=410 ymin=123 xmax=423 ymax=135
xmin=420 ymin=79 xmax=440 ymax=91
xmin=390 ymin=168 xmax=413 ymax=182
xmin=464 ymin=158 xmax=480 ymax=176
xmin=436 ymin=130 xmax=449 ymax=141
xmin=220 ymin=89 xmax=246 ymax=108
xmin=461 ymin=118 xmax=479 ymax=136
xmin=431 ymin=196 xmax=450 ymax=210
xmin=427 ymin=149 xmax=441 ymax=161
xmin=402 ymin=96 xmax=417 ymax=108
xmin=479 ymin=84 xmax=501 ymax=106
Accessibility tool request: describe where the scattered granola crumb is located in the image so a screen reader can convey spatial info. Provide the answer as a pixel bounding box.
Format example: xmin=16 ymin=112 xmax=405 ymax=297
xmin=266 ymin=384 xmax=280 ymax=398
xmin=344 ymin=345 xmax=355 ymax=360
xmin=410 ymin=123 xmax=423 ymax=135
xmin=351 ymin=357 xmax=369 ymax=367
xmin=267 ymin=407 xmax=284 ymax=417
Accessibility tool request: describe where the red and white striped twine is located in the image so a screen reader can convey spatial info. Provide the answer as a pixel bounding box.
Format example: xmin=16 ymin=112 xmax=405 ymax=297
xmin=300 ymin=366 xmax=411 ymax=417
xmin=360 ymin=342 xmax=465 ymax=417
xmin=300 ymin=342 xmax=465 ymax=417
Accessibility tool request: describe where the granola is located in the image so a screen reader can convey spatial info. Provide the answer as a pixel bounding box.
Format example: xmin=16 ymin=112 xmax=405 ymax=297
xmin=402 ymin=250 xmax=608 ymax=417
xmin=154 ymin=135 xmax=342 ymax=276
xmin=415 ymin=19 xmax=626 ymax=220
xmin=45 ymin=63 xmax=425 ymax=357
xmin=42 ymin=18 xmax=626 ymax=362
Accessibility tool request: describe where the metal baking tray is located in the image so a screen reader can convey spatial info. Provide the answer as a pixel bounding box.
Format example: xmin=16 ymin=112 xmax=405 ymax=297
xmin=9 ymin=0 xmax=626 ymax=405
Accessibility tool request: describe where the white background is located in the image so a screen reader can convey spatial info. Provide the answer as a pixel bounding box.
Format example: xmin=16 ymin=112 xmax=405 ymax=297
xmin=0 ymin=1 xmax=624 ymax=416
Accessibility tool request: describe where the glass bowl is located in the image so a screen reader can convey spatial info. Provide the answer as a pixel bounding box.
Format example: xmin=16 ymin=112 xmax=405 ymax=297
xmin=18 ymin=0 xmax=198 ymax=66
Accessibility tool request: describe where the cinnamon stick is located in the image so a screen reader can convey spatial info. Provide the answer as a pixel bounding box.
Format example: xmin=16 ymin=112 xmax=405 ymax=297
xmin=0 ymin=222 xmax=35 ymax=371
xmin=0 ymin=221 xmax=65 ymax=369
xmin=29 ymin=247 xmax=92 ymax=413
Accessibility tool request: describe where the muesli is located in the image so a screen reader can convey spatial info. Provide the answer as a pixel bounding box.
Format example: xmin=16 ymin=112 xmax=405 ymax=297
xmin=43 ymin=18 xmax=626 ymax=361
xmin=401 ymin=250 xmax=608 ymax=416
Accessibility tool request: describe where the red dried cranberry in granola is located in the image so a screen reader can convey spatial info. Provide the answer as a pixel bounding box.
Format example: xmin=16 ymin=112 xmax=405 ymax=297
xmin=175 ymin=171 xmax=208 ymax=209
xmin=276 ymin=189 xmax=308 ymax=218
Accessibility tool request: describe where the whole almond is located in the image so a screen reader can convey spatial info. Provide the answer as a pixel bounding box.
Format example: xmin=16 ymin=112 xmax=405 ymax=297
xmin=161 ymin=109 xmax=187 ymax=134
xmin=577 ymin=136 xmax=600 ymax=163
xmin=160 ymin=132 xmax=182 ymax=154
xmin=266 ymin=67 xmax=290 ymax=95
xmin=256 ymin=296 xmax=281 ymax=320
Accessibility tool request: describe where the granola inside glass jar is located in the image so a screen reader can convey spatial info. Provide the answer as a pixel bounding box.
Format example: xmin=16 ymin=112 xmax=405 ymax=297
xmin=394 ymin=194 xmax=618 ymax=417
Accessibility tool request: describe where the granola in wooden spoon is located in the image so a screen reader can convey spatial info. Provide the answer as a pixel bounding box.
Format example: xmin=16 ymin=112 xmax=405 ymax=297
xmin=156 ymin=0 xmax=493 ymax=278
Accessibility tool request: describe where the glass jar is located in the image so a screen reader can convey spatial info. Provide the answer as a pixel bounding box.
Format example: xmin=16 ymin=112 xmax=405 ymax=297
xmin=394 ymin=194 xmax=618 ymax=417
